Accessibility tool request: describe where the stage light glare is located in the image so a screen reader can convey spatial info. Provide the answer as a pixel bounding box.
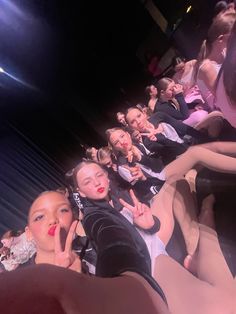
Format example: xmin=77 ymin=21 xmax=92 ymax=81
xmin=0 ymin=67 xmax=4 ymax=73
xmin=186 ymin=5 xmax=192 ymax=13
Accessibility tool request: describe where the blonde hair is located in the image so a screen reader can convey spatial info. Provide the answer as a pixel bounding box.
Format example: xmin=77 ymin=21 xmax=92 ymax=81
xmin=97 ymin=146 xmax=112 ymax=162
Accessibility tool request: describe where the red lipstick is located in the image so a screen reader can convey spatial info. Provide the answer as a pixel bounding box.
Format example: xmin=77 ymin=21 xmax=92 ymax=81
xmin=97 ymin=187 xmax=105 ymax=193
xmin=48 ymin=225 xmax=57 ymax=236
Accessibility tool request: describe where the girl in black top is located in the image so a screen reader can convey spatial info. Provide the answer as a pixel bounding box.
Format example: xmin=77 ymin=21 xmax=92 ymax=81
xmin=73 ymin=160 xmax=235 ymax=314
xmin=154 ymin=78 xmax=190 ymax=121
xmin=126 ymin=106 xmax=208 ymax=144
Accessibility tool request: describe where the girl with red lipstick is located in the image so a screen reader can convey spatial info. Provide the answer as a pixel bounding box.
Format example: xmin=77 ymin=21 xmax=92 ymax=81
xmin=106 ymin=127 xmax=236 ymax=254
xmin=73 ymin=160 xmax=235 ymax=314
xmin=25 ymin=191 xmax=82 ymax=272
xmin=74 ymin=161 xmax=170 ymax=275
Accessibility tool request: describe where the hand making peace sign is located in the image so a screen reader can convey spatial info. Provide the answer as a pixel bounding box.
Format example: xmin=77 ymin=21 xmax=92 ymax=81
xmin=119 ymin=190 xmax=155 ymax=230
xmin=54 ymin=220 xmax=81 ymax=272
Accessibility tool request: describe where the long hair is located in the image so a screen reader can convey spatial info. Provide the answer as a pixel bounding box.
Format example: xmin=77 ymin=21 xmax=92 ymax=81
xmin=194 ymin=12 xmax=236 ymax=82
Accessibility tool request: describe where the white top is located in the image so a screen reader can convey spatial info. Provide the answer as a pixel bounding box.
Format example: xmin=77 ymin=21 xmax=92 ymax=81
xmin=197 ymin=62 xmax=221 ymax=110
xmin=120 ymin=207 xmax=168 ymax=275
xmin=215 ymin=73 xmax=236 ymax=128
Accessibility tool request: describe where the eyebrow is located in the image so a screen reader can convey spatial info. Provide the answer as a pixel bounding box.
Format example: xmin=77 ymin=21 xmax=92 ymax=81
xmin=30 ymin=202 xmax=70 ymax=215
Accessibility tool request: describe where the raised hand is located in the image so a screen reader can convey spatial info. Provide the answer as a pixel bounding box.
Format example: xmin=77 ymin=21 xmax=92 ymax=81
xmin=119 ymin=190 xmax=154 ymax=230
xmin=173 ymin=83 xmax=183 ymax=95
xmin=54 ymin=220 xmax=81 ymax=272
xmin=129 ymin=166 xmax=146 ymax=182
xmin=141 ymin=129 xmax=157 ymax=141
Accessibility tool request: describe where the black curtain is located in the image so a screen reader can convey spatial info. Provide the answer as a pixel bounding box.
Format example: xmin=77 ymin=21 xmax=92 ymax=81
xmin=0 ymin=124 xmax=65 ymax=234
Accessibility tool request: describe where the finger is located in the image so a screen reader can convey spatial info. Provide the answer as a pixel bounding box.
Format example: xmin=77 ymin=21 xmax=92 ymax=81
xmin=54 ymin=224 xmax=62 ymax=254
xmin=65 ymin=220 xmax=78 ymax=253
xmin=130 ymin=170 xmax=139 ymax=176
xmin=137 ymin=202 xmax=144 ymax=216
xmin=129 ymin=189 xmax=139 ymax=207
xmin=119 ymin=198 xmax=135 ymax=213
xmin=69 ymin=256 xmax=82 ymax=273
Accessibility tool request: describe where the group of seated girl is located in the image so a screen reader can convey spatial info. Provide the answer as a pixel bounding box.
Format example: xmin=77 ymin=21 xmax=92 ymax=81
xmin=2 ymin=139 xmax=236 ymax=313
xmin=2 ymin=3 xmax=236 ymax=313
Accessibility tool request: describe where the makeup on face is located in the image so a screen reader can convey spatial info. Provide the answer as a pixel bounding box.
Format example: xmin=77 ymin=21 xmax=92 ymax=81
xmin=27 ymin=192 xmax=73 ymax=251
xmin=126 ymin=109 xmax=147 ymax=131
xmin=110 ymin=130 xmax=132 ymax=152
xmin=76 ymin=163 xmax=110 ymax=200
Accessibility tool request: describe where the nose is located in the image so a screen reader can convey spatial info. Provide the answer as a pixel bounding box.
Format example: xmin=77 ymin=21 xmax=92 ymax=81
xmin=48 ymin=212 xmax=59 ymax=226
xmin=93 ymin=177 xmax=101 ymax=186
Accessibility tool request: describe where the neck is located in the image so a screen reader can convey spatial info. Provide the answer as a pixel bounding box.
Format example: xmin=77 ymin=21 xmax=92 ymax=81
xmin=208 ymin=47 xmax=224 ymax=64
xmin=35 ymin=250 xmax=55 ymax=265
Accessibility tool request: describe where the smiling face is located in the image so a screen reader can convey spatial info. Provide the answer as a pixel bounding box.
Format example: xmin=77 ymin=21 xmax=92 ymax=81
xmin=109 ymin=129 xmax=133 ymax=154
xmin=76 ymin=163 xmax=110 ymax=200
xmin=126 ymin=108 xmax=148 ymax=132
xmin=26 ymin=192 xmax=73 ymax=253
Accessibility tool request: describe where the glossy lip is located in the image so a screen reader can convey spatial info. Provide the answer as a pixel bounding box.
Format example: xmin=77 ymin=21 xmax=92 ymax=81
xmin=48 ymin=225 xmax=57 ymax=236
xmin=97 ymin=187 xmax=105 ymax=193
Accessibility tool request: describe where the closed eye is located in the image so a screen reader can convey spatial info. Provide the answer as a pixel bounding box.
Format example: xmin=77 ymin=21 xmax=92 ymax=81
xmin=60 ymin=208 xmax=70 ymax=213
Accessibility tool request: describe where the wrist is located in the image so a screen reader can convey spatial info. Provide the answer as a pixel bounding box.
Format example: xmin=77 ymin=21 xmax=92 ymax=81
xmin=141 ymin=216 xmax=160 ymax=234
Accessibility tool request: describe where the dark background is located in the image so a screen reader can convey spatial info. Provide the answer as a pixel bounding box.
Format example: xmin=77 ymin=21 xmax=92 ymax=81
xmin=0 ymin=0 xmax=219 ymax=232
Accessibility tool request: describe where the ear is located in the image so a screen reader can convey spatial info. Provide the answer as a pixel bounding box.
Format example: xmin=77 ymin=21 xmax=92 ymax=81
xmin=25 ymin=226 xmax=33 ymax=241
xmin=77 ymin=188 xmax=86 ymax=198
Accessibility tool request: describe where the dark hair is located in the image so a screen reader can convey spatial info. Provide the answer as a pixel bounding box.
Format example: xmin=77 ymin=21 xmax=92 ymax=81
xmin=65 ymin=168 xmax=75 ymax=191
xmin=155 ymin=77 xmax=173 ymax=95
xmin=214 ymin=1 xmax=228 ymax=18
xmin=1 ymin=229 xmax=24 ymax=240
xmin=172 ymin=56 xmax=186 ymax=68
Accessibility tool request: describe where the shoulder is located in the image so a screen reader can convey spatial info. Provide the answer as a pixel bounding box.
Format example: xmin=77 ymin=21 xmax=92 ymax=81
xmin=186 ymin=59 xmax=197 ymax=68
xmin=199 ymin=60 xmax=217 ymax=74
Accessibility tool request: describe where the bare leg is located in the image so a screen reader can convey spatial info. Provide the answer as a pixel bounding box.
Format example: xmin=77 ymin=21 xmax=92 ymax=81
xmin=195 ymin=224 xmax=234 ymax=289
xmin=164 ymin=144 xmax=236 ymax=180
xmin=154 ymin=225 xmax=235 ymax=314
xmin=172 ymin=180 xmax=199 ymax=256
xmin=154 ymin=255 xmax=234 ymax=314
xmin=198 ymin=141 xmax=236 ymax=156
xmin=151 ymin=180 xmax=199 ymax=257
xmin=198 ymin=194 xmax=216 ymax=229
xmin=150 ymin=182 xmax=176 ymax=246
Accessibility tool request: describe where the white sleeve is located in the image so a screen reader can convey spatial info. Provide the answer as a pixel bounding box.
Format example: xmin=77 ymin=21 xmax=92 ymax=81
xmin=118 ymin=166 xmax=137 ymax=185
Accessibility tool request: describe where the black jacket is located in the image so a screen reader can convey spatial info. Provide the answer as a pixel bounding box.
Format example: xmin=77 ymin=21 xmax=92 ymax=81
xmin=154 ymin=93 xmax=189 ymax=120
xmin=82 ymin=193 xmax=166 ymax=302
